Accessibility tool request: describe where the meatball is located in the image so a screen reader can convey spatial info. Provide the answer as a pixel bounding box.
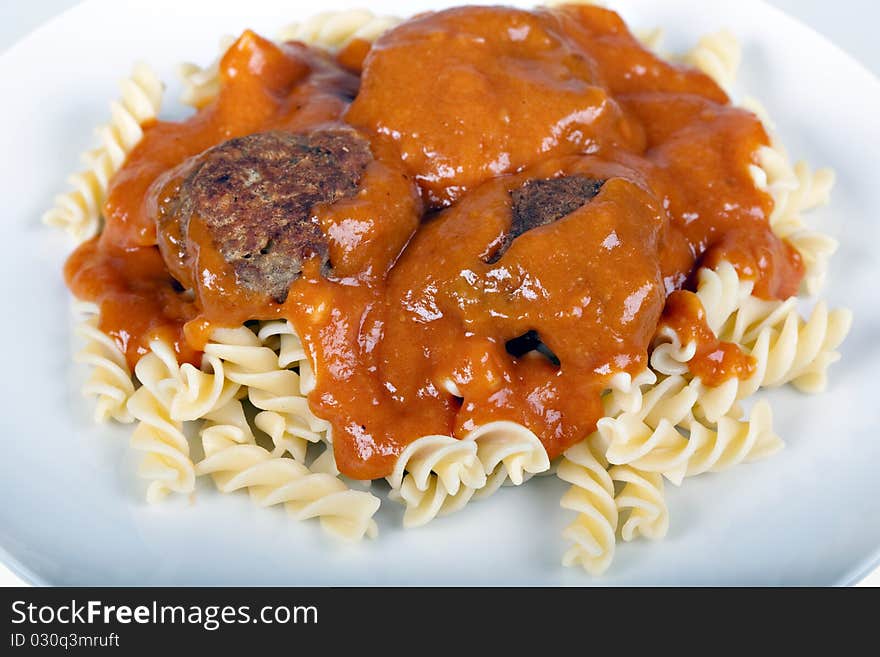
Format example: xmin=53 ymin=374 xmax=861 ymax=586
xmin=168 ymin=129 xmax=372 ymax=301
xmin=487 ymin=176 xmax=605 ymax=263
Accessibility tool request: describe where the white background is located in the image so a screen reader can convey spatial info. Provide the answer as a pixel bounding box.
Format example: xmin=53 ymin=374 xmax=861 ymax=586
xmin=0 ymin=0 xmax=877 ymax=587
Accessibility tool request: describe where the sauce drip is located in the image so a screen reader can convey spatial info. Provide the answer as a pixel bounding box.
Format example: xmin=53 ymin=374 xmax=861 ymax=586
xmin=659 ymin=291 xmax=756 ymax=386
xmin=63 ymin=5 xmax=804 ymax=480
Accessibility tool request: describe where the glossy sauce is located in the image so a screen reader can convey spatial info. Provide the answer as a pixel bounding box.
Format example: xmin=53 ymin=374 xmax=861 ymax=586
xmin=64 ymin=5 xmax=804 ymax=480
xmin=659 ymin=290 xmax=756 ymax=386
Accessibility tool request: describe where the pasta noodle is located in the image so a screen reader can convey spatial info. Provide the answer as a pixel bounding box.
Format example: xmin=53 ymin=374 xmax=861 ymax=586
xmin=683 ymin=31 xmax=741 ymax=93
xmin=203 ymin=327 xmax=328 ymax=462
xmin=598 ymin=376 xmax=783 ymax=485
xmin=557 ymin=438 xmax=618 ymax=576
xmin=177 ymin=36 xmax=235 ymax=109
xmin=743 ymin=99 xmax=838 ymax=295
xmin=470 ymin=421 xmax=550 ymax=487
xmin=127 ymin=340 xmax=194 ymax=503
xmin=195 ymin=432 xmax=381 ymax=541
xmin=73 ymin=307 xmax=135 ymax=424
xmin=43 ymin=64 xmax=162 ymax=241
xmin=386 ymin=434 xmax=486 ymax=527
xmin=387 ymin=421 xmax=554 ymax=525
xmin=651 ymin=262 xmax=852 ymax=421
xmin=678 ymin=400 xmax=782 ymax=479
xmin=276 ymin=10 xmax=401 ymax=49
xmin=610 ymin=465 xmax=669 ymax=542
xmin=606 ymin=368 xmax=659 ymax=415
xmin=169 ymin=353 xmax=240 ymax=423
xmin=390 ymin=474 xmax=478 ymax=528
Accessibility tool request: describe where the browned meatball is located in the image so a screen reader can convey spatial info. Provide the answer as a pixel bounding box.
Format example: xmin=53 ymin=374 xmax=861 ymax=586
xmin=167 ymin=129 xmax=372 ymax=301
xmin=487 ymin=175 xmax=605 ymax=263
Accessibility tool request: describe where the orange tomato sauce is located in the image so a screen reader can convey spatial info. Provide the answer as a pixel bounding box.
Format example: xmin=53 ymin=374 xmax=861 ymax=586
xmin=63 ymin=5 xmax=803 ymax=480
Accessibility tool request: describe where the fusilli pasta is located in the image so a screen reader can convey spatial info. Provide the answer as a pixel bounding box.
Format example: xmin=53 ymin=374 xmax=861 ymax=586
xmin=203 ymin=327 xmax=328 ymax=462
xmin=557 ymin=438 xmax=618 ymax=575
xmin=127 ymin=340 xmax=194 ymax=503
xmin=177 ymin=36 xmax=235 ymax=109
xmin=44 ymin=64 xmax=162 ymax=241
xmin=195 ymin=432 xmax=381 ymax=540
xmin=610 ymin=465 xmax=669 ymax=542
xmin=598 ymin=376 xmax=783 ymax=485
xmin=683 ymin=30 xmax=741 ymax=92
xmin=276 ymin=10 xmax=400 ymax=50
xmin=387 ymin=434 xmax=486 ymax=527
xmin=651 ymin=262 xmax=851 ymax=421
xmin=744 ymin=98 xmax=838 ymax=294
xmin=73 ymin=309 xmax=135 ymax=424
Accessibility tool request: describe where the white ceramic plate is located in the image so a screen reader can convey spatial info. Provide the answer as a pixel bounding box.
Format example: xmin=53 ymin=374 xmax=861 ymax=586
xmin=1 ymin=0 xmax=878 ymax=586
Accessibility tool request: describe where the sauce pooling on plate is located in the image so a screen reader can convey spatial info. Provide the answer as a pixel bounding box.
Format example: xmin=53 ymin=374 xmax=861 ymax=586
xmin=64 ymin=5 xmax=804 ymax=480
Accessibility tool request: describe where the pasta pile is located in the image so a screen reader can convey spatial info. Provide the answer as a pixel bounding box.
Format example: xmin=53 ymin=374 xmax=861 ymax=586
xmin=46 ymin=6 xmax=851 ymax=573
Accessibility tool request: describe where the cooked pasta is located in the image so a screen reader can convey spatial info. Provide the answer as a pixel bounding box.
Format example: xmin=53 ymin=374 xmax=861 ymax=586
xmin=48 ymin=3 xmax=852 ymax=575
xmin=73 ymin=310 xmax=135 ymax=424
xmin=470 ymin=421 xmax=550 ymax=486
xmin=390 ymin=474 xmax=478 ymax=528
xmin=43 ymin=64 xmax=162 ymax=241
xmin=177 ymin=36 xmax=235 ymax=109
xmin=386 ymin=434 xmax=486 ymax=526
xmin=200 ymin=397 xmax=256 ymax=448
xmin=651 ymin=262 xmax=852 ymax=421
xmin=276 ymin=10 xmax=401 ymax=49
xmin=127 ymin=340 xmax=193 ymax=503
xmin=610 ymin=465 xmax=669 ymax=542
xmin=203 ymin=327 xmax=328 ymax=462
xmin=558 ymin=438 xmax=618 ymax=576
xmin=195 ymin=435 xmax=381 ymax=540
xmin=683 ymin=30 xmax=741 ymax=93
xmin=744 ymin=104 xmax=838 ymax=295
xmin=169 ymin=353 xmax=240 ymax=423
xmin=696 ymin=263 xmax=850 ymax=389
xmin=679 ymin=400 xmax=783 ymax=479
xmin=598 ymin=374 xmax=783 ymax=485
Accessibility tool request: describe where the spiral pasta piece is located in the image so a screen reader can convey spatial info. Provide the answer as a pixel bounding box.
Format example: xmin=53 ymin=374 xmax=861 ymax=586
xmin=200 ymin=397 xmax=255 ymax=445
xmin=177 ymin=35 xmax=235 ymax=109
xmin=743 ymin=96 xmax=838 ymax=294
xmin=386 ymin=434 xmax=487 ymax=527
xmin=605 ymin=368 xmax=658 ymax=415
xmin=257 ymin=320 xmax=308 ymax=370
xmin=680 ymin=400 xmax=783 ymax=479
xmin=43 ymin=64 xmax=162 ymax=241
xmin=731 ymin=300 xmax=852 ymax=395
xmin=683 ymin=30 xmax=740 ymax=92
xmin=557 ymin=439 xmax=618 ymax=575
xmin=610 ymin=465 xmax=669 ymax=542
xmin=390 ymin=475 xmax=477 ymax=528
xmin=652 ymin=262 xmax=852 ymax=421
xmin=74 ymin=315 xmax=135 ymax=424
xmin=648 ymin=325 xmax=696 ymax=378
xmin=203 ymin=327 xmax=328 ymax=462
xmin=697 ymin=263 xmax=851 ymax=394
xmin=169 ymin=353 xmax=240 ymax=423
xmin=277 ymin=10 xmax=400 ymax=50
xmin=599 ymin=376 xmax=702 ymax=484
xmin=598 ymin=373 xmax=781 ymax=485
xmin=469 ymin=421 xmax=550 ymax=486
xmin=686 ymin=261 xmax=753 ymax=336
xmin=127 ymin=340 xmax=194 ymax=503
xmin=195 ymin=435 xmax=380 ymax=540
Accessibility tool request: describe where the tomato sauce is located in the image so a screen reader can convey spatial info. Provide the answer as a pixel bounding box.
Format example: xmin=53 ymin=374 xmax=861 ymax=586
xmin=63 ymin=5 xmax=804 ymax=480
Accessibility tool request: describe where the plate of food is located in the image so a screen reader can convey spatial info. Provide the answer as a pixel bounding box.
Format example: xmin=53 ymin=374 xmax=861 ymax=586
xmin=1 ymin=0 xmax=877 ymax=586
